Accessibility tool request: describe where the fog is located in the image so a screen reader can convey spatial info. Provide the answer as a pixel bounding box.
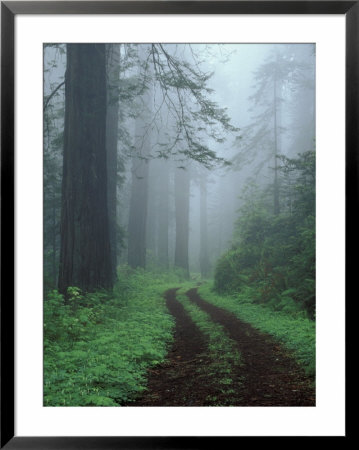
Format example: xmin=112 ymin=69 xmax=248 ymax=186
xmin=44 ymin=43 xmax=315 ymax=285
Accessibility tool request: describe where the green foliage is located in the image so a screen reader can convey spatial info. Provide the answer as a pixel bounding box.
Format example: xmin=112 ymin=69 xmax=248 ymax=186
xmin=144 ymin=257 xmax=191 ymax=283
xmin=213 ymin=249 xmax=247 ymax=294
xmin=214 ymin=151 xmax=315 ymax=318
xmin=198 ymin=283 xmax=315 ymax=377
xmin=44 ymin=267 xmax=178 ymax=406
xmin=149 ymin=44 xmax=239 ymax=168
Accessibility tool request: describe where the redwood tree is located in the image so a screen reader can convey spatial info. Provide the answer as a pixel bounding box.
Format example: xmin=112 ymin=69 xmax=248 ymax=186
xmin=106 ymin=44 xmax=121 ymax=281
xmin=127 ymin=45 xmax=152 ymax=269
xmin=174 ymin=165 xmax=190 ymax=277
xmin=127 ymin=140 xmax=150 ymax=269
xmin=58 ymin=44 xmax=112 ymax=293
xmin=200 ymin=172 xmax=210 ymax=277
xmin=157 ymin=159 xmax=170 ymax=268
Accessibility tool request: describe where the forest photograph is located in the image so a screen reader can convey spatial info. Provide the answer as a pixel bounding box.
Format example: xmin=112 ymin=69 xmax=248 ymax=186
xmin=43 ymin=43 xmax=316 ymax=407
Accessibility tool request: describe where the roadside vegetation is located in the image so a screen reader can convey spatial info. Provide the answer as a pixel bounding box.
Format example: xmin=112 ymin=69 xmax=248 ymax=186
xmin=44 ymin=267 xmax=178 ymax=406
xmin=214 ymin=151 xmax=316 ymax=320
xmin=44 ymin=268 xmax=315 ymax=406
xmin=208 ymin=151 xmax=316 ymax=378
xmin=198 ymin=282 xmax=315 ymax=377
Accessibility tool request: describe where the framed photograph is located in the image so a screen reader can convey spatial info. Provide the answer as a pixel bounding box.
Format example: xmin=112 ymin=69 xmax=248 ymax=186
xmin=1 ymin=1 xmax=352 ymax=447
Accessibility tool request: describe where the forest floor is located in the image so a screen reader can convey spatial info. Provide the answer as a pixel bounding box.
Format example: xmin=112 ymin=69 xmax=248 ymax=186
xmin=130 ymin=287 xmax=315 ymax=407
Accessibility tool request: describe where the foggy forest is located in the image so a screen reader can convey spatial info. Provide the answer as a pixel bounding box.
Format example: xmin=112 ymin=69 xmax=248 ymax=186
xmin=44 ymin=43 xmax=316 ymax=407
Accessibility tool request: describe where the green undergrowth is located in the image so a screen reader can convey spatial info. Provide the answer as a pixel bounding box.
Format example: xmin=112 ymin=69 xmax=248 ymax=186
xmin=44 ymin=267 xmax=179 ymax=406
xmin=176 ymin=286 xmax=243 ymax=405
xmin=198 ymin=282 xmax=315 ymax=378
xmin=214 ymin=151 xmax=316 ymax=319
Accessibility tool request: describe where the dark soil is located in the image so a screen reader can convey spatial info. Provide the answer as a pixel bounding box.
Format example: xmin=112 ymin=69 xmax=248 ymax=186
xmin=186 ymin=288 xmax=316 ymax=406
xmin=129 ymin=288 xmax=214 ymax=406
xmin=129 ymin=287 xmax=315 ymax=407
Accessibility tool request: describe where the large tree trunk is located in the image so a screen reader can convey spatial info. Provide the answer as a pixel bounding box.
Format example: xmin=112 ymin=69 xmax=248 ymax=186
xmin=58 ymin=44 xmax=112 ymax=293
xmin=174 ymin=165 xmax=190 ymax=277
xmin=106 ymin=44 xmax=121 ymax=281
xmin=200 ymin=172 xmax=210 ymax=278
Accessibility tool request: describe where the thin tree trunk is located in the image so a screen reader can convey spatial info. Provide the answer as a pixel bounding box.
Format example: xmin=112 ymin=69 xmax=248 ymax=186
xmin=157 ymin=159 xmax=169 ymax=268
xmin=200 ymin=172 xmax=210 ymax=278
xmin=174 ymin=165 xmax=190 ymax=277
xmin=146 ymin=162 xmax=158 ymax=262
xmin=127 ymin=45 xmax=152 ymax=269
xmin=273 ymin=67 xmax=280 ymax=216
xmin=128 ymin=149 xmax=150 ymax=269
xmin=58 ymin=44 xmax=112 ymax=293
xmin=52 ymin=198 xmax=57 ymax=284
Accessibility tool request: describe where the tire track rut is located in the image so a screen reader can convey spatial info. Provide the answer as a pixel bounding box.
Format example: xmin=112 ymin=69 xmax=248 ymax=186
xmin=130 ymin=288 xmax=210 ymax=406
xmin=186 ymin=287 xmax=315 ymax=406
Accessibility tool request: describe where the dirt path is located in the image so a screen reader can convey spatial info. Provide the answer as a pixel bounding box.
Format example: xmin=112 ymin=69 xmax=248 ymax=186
xmin=129 ymin=287 xmax=315 ymax=406
xmin=129 ymin=288 xmax=214 ymax=406
xmin=186 ymin=288 xmax=315 ymax=406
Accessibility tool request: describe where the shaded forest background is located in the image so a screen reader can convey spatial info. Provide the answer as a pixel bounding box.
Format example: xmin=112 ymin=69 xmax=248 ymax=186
xmin=44 ymin=43 xmax=315 ymax=316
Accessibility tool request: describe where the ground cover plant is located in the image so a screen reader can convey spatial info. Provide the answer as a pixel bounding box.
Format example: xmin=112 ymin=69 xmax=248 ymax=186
xmin=44 ymin=268 xmax=178 ymax=406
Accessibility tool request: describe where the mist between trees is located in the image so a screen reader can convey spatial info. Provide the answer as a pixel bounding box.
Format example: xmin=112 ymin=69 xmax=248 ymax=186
xmin=44 ymin=43 xmax=315 ymax=317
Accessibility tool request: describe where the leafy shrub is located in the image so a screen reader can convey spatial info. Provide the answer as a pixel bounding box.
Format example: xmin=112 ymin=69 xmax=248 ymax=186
xmin=214 ymin=248 xmax=243 ymax=294
xmin=214 ymin=151 xmax=315 ymax=318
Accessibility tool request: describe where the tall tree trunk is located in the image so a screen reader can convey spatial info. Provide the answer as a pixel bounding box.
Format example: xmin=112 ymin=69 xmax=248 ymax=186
xmin=127 ymin=145 xmax=150 ymax=269
xmin=106 ymin=44 xmax=121 ymax=281
xmin=273 ymin=67 xmax=280 ymax=216
xmin=157 ymin=159 xmax=169 ymax=268
xmin=127 ymin=110 xmax=151 ymax=269
xmin=127 ymin=44 xmax=152 ymax=269
xmin=52 ymin=197 xmax=57 ymax=284
xmin=58 ymin=44 xmax=112 ymax=293
xmin=200 ymin=173 xmax=210 ymax=278
xmin=146 ymin=161 xmax=158 ymax=262
xmin=174 ymin=165 xmax=190 ymax=277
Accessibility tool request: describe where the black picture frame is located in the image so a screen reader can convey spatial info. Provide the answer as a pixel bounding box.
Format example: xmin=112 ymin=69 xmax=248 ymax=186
xmin=1 ymin=1 xmax=353 ymax=447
